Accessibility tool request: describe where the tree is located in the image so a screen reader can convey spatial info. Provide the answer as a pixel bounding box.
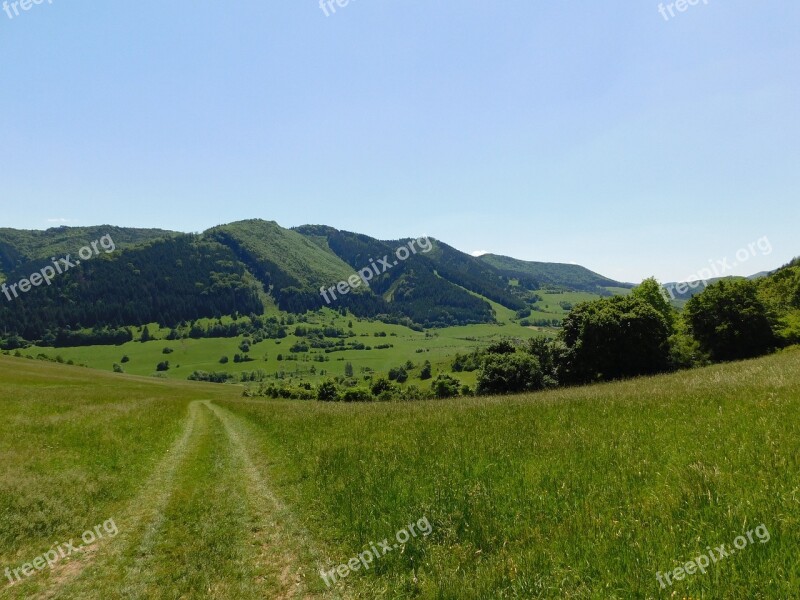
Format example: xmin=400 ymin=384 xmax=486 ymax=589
xmin=431 ymin=374 xmax=460 ymax=398
xmin=388 ymin=366 xmax=408 ymax=383
xmin=371 ymin=377 xmax=394 ymax=397
xmin=560 ymin=296 xmax=671 ymax=384
xmin=477 ymin=353 xmax=545 ymax=395
xmin=419 ymin=360 xmax=432 ymax=380
xmin=156 ymin=360 xmax=170 ymax=372
xmin=525 ymin=337 xmax=560 ymax=382
xmin=317 ymin=380 xmax=339 ymax=402
xmin=344 ymin=362 xmax=354 ymax=377
xmin=486 ymin=340 xmax=516 ymax=355
xmin=632 ymin=277 xmax=676 ymax=330
xmin=684 ymin=279 xmax=775 ymax=361
xmin=140 ymin=326 xmax=152 ymax=343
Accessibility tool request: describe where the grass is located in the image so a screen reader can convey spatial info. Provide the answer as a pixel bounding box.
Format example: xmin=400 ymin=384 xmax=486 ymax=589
xmin=25 ymin=302 xmax=556 ymax=389
xmin=2 ymin=348 xmax=798 ymax=598
xmin=218 ymin=348 xmax=800 ymax=598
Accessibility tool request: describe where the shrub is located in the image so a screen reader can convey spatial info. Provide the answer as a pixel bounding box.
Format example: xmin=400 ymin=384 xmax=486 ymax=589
xmin=477 ymin=353 xmax=544 ymax=395
xmin=317 ymin=380 xmax=339 ymax=402
xmin=685 ymin=279 xmax=776 ymax=362
xmin=432 ymin=374 xmax=460 ymax=399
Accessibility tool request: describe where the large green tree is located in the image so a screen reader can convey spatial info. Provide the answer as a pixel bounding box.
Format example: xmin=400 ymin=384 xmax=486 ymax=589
xmin=560 ymin=295 xmax=671 ymax=384
xmin=632 ymin=277 xmax=676 ymax=330
xmin=476 ymin=353 xmax=545 ymax=395
xmin=684 ymin=279 xmax=775 ymax=361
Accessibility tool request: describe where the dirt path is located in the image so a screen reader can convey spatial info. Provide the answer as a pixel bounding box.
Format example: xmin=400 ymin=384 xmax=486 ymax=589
xmin=21 ymin=400 xmax=339 ymax=600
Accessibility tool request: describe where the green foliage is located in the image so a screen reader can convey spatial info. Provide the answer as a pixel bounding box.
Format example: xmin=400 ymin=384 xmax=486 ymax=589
xmin=431 ymin=374 xmax=461 ymax=398
xmin=758 ymin=263 xmax=800 ymax=345
xmin=370 ymin=377 xmax=395 ymax=397
xmin=341 ymin=387 xmax=373 ymax=402
xmin=476 ymin=352 xmax=545 ymax=395
xmin=632 ymin=276 xmax=675 ymax=330
xmin=388 ymin=366 xmax=408 ymax=383
xmin=478 ymin=253 xmax=630 ymax=293
xmin=685 ymin=279 xmax=775 ymax=361
xmin=187 ymin=370 xmax=234 ymax=383
xmin=317 ymin=380 xmax=339 ymax=402
xmin=560 ymin=295 xmax=671 ymax=383
xmin=419 ymin=360 xmax=432 ymax=380
xmin=0 ymin=236 xmax=263 ymax=343
xmin=485 ymin=340 xmax=516 ymax=355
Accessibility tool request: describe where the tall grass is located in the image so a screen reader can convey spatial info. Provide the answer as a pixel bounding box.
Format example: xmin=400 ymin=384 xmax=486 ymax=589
xmin=221 ymin=348 xmax=800 ymax=598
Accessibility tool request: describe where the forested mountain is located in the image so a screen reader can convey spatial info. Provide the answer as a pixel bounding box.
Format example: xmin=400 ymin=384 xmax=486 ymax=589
xmin=0 ymin=236 xmax=262 ymax=344
xmin=0 ymin=220 xmax=635 ymax=346
xmin=0 ymin=225 xmax=177 ymax=275
xmin=477 ymin=253 xmax=630 ymax=293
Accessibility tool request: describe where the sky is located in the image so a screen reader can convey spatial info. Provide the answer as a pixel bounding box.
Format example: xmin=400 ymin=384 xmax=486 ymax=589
xmin=1 ymin=1 xmax=798 ymax=283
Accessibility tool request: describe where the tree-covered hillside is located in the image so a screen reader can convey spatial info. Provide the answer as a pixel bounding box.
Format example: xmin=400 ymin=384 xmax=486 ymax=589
xmin=478 ymin=253 xmax=630 ymax=293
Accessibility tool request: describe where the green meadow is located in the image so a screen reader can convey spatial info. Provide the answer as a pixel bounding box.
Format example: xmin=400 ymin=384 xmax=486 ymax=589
xmin=2 ymin=348 xmax=798 ymax=598
xmin=24 ymin=300 xmax=560 ymax=390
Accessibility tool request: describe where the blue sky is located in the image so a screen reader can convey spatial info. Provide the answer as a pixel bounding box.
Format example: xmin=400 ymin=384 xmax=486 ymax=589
xmin=1 ymin=0 xmax=798 ymax=282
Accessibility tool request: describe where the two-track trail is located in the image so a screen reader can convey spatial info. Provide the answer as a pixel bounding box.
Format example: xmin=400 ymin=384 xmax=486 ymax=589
xmin=26 ymin=400 xmax=342 ymax=600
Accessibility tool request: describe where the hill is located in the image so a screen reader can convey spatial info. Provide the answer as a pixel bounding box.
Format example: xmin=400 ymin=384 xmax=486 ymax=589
xmin=1 ymin=348 xmax=797 ymax=598
xmin=0 ymin=220 xmax=632 ymax=347
xmin=477 ymin=253 xmax=631 ymax=293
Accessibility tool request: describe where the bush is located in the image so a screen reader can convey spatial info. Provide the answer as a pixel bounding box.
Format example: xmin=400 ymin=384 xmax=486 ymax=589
xmin=685 ymin=279 xmax=776 ymax=362
xmin=219 ymin=355 xmax=229 ymax=364
xmin=477 ymin=353 xmax=545 ymax=395
xmin=419 ymin=360 xmax=432 ymax=380
xmin=120 ymin=355 xmax=130 ymax=363
xmin=188 ymin=370 xmax=234 ymax=383
xmin=156 ymin=361 xmax=170 ymax=372
xmin=162 ymin=347 xmax=174 ymax=354
xmin=560 ymin=296 xmax=671 ymax=384
xmin=371 ymin=377 xmax=395 ymax=397
xmin=388 ymin=366 xmax=408 ymax=383
xmin=317 ymin=380 xmax=339 ymax=402
xmin=432 ymin=374 xmax=460 ymax=399
xmin=112 ymin=363 xmax=124 ymax=373
xmin=342 ymin=388 xmax=373 ymax=402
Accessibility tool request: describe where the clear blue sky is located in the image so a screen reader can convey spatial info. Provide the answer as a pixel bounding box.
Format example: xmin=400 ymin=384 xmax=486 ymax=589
xmin=1 ymin=1 xmax=798 ymax=282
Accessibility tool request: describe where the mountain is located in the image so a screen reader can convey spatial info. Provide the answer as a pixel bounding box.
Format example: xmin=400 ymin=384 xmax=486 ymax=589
xmin=0 ymin=225 xmax=177 ymax=275
xmin=662 ymin=271 xmax=770 ymax=303
xmin=0 ymin=220 xmax=631 ymax=346
xmin=477 ymin=253 xmax=631 ymax=294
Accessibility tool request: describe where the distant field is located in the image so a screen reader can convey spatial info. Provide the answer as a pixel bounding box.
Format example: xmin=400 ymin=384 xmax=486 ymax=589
xmin=2 ymin=349 xmax=798 ymax=598
xmin=25 ymin=300 xmax=559 ymax=389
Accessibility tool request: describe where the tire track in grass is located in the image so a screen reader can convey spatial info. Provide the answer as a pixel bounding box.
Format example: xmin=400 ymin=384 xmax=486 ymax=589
xmin=204 ymin=401 xmax=344 ymax=600
xmin=29 ymin=400 xmax=203 ymax=600
xmin=113 ymin=400 xmax=263 ymax=599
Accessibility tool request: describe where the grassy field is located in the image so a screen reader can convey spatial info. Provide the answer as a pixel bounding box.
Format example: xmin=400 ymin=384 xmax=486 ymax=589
xmin=23 ymin=301 xmax=559 ymax=389
xmin=2 ymin=349 xmax=798 ymax=598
